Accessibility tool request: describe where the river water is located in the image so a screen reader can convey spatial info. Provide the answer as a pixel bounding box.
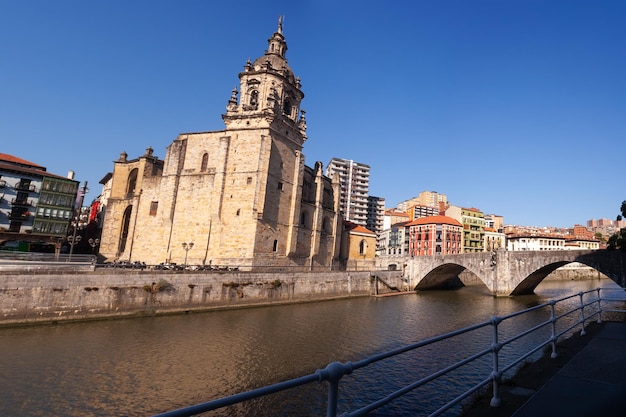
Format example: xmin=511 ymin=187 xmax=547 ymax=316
xmin=0 ymin=275 xmax=620 ymax=417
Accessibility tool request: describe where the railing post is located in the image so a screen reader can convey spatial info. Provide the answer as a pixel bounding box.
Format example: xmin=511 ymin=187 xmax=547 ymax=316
xmin=596 ymin=288 xmax=603 ymax=323
xmin=489 ymin=316 xmax=502 ymax=407
xmin=549 ymin=301 xmax=558 ymax=359
xmin=578 ymin=291 xmax=587 ymax=336
xmin=316 ymin=362 xmax=352 ymax=417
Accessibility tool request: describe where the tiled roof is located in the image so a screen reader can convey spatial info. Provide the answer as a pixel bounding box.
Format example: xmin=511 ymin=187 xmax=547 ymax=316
xmin=406 ymin=215 xmax=463 ymax=227
xmin=343 ymin=221 xmax=376 ymax=235
xmin=0 ymin=153 xmax=45 ymax=169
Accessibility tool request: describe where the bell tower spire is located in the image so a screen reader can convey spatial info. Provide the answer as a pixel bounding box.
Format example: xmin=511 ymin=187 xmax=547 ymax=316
xmin=267 ymin=15 xmax=287 ymax=59
xmin=222 ymin=17 xmax=305 ymax=145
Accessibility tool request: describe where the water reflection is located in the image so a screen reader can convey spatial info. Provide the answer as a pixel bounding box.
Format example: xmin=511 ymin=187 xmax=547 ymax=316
xmin=0 ymin=276 xmax=616 ymax=416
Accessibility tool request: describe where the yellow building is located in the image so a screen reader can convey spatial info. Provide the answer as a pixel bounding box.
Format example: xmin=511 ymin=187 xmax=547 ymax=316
xmin=99 ymin=19 xmax=343 ymax=270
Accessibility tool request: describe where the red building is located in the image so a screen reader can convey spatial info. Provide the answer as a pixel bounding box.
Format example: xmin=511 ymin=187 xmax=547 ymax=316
xmin=408 ymin=215 xmax=463 ymax=256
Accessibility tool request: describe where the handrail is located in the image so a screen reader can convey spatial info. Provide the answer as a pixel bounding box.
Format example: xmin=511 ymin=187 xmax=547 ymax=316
xmin=0 ymin=251 xmax=96 ymax=264
xmin=152 ymin=287 xmax=626 ymax=417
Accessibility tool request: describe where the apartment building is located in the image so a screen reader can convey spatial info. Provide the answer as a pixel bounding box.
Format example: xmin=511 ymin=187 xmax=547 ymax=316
xmin=446 ymin=205 xmax=485 ymax=253
xmin=397 ymin=191 xmax=447 ymax=211
xmin=407 ymin=215 xmax=463 ymax=256
xmin=366 ymin=195 xmax=385 ymax=235
xmin=326 ymin=157 xmax=384 ymax=232
xmin=0 ymin=153 xmax=79 ymax=243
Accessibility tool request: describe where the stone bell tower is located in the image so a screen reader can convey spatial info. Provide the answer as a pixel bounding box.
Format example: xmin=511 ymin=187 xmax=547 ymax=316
xmin=222 ymin=16 xmax=308 ymax=144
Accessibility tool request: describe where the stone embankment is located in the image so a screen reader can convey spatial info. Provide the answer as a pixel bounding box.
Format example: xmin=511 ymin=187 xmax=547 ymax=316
xmin=0 ymin=269 xmax=403 ymax=327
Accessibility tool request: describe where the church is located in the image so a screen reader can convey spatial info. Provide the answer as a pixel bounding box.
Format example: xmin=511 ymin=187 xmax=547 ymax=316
xmin=98 ymin=19 xmax=346 ymax=270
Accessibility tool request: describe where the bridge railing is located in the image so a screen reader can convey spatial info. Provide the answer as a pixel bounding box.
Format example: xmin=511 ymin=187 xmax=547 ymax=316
xmin=152 ymin=287 xmax=626 ymax=417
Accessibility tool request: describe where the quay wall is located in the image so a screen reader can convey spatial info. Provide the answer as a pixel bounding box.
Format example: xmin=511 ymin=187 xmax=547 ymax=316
xmin=0 ymin=270 xmax=403 ymax=326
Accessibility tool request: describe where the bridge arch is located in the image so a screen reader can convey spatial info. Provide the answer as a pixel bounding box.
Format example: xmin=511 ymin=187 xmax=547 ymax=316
xmin=415 ymin=263 xmax=483 ymax=291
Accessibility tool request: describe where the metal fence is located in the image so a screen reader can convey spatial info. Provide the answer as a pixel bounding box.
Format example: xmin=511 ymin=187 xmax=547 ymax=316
xmin=0 ymin=250 xmax=96 ymax=270
xmin=152 ymin=287 xmax=626 ymax=417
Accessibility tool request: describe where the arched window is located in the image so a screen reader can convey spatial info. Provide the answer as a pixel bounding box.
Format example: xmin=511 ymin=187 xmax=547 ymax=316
xmin=283 ymin=98 xmax=292 ymax=116
xmin=201 ymin=153 xmax=208 ymax=172
xmin=250 ymin=90 xmax=259 ymax=108
xmin=300 ymin=211 xmax=307 ymax=227
xmin=127 ymin=168 xmax=138 ymax=198
xmin=322 ymin=217 xmax=329 ymax=234
xmin=359 ymin=239 xmax=367 ymax=255
xmin=118 ymin=205 xmax=133 ymax=254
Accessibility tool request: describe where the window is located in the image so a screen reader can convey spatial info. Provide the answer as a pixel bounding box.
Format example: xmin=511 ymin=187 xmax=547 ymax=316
xmin=273 ymin=240 xmax=278 ymax=252
xmin=283 ymin=98 xmax=292 ymax=116
xmin=300 ymin=212 xmax=307 ymax=227
xmin=247 ymin=177 xmax=252 ymax=184
xmin=201 ymin=153 xmax=209 ymax=172
xmin=277 ymin=182 xmax=283 ymax=190
xmin=127 ymin=168 xmax=138 ymax=197
xmin=359 ymin=240 xmax=367 ymax=255
xmin=250 ymin=90 xmax=259 ymax=108
xmin=149 ymin=201 xmax=158 ymax=216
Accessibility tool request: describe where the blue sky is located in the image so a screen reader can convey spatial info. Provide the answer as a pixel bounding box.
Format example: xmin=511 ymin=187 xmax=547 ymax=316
xmin=1 ymin=1 xmax=624 ymax=228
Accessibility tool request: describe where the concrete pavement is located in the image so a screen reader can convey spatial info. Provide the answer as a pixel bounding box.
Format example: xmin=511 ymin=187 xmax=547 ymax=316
xmin=512 ymin=321 xmax=626 ymax=417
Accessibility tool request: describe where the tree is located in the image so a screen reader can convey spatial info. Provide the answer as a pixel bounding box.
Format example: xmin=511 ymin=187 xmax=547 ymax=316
xmin=607 ymin=200 xmax=626 ymax=252
xmin=594 ymin=232 xmax=606 ymax=244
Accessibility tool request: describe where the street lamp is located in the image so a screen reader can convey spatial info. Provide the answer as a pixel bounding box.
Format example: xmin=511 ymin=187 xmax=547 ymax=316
xmin=88 ymin=238 xmax=100 ymax=254
xmin=69 ymin=181 xmax=88 ymax=258
xmin=67 ymin=235 xmax=82 ymax=260
xmin=182 ymin=242 xmax=194 ymax=266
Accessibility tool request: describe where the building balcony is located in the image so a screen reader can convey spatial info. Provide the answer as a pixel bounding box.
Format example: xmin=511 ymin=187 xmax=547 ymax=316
xmin=9 ymin=212 xmax=32 ymax=221
xmin=10 ymin=198 xmax=33 ymax=207
xmin=14 ymin=184 xmax=37 ymax=193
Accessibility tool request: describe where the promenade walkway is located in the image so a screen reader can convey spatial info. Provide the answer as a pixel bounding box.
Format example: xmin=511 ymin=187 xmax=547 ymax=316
xmin=463 ymin=320 xmax=626 ymax=417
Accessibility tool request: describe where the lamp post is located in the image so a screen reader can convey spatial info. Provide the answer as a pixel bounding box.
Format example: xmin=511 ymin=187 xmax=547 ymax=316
xmin=69 ymin=181 xmax=88 ymax=259
xmin=88 ymin=238 xmax=100 ymax=254
xmin=182 ymin=242 xmax=194 ymax=266
xmin=67 ymin=235 xmax=82 ymax=260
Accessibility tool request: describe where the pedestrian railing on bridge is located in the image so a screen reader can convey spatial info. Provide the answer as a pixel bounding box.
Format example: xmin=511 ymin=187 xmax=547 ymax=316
xmin=152 ymin=287 xmax=626 ymax=417
xmin=0 ymin=250 xmax=96 ymax=271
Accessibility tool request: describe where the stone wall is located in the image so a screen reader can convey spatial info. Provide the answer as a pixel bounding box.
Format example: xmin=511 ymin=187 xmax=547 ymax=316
xmin=0 ymin=270 xmax=403 ymax=327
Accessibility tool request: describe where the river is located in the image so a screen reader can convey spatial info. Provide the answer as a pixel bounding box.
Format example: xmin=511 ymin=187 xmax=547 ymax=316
xmin=0 ymin=275 xmax=619 ymax=417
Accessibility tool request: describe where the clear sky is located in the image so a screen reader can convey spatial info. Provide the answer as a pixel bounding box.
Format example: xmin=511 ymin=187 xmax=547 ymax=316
xmin=1 ymin=1 xmax=624 ymax=228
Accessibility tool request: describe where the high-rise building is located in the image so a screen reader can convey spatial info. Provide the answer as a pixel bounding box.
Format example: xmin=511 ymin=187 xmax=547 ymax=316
xmin=366 ymin=195 xmax=385 ymax=235
xmin=326 ymin=158 xmax=384 ymax=232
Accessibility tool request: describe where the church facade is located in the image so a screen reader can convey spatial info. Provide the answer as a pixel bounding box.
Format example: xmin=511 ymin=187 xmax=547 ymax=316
xmin=99 ymin=19 xmax=343 ymax=270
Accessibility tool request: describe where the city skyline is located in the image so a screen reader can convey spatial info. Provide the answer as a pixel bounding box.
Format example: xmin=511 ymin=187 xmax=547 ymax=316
xmin=1 ymin=1 xmax=624 ymax=228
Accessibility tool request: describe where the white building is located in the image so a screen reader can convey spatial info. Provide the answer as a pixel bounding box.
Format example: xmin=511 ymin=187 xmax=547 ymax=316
xmin=506 ymin=234 xmax=565 ymax=251
xmin=326 ymin=158 xmax=383 ymax=231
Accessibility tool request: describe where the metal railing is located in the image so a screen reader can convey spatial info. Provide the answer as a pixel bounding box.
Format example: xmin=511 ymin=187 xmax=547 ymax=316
xmin=152 ymin=287 xmax=626 ymax=417
xmin=0 ymin=251 xmax=96 ymax=270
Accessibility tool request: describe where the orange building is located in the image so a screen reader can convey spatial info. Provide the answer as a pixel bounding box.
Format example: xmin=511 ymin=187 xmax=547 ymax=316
xmin=407 ymin=215 xmax=463 ymax=256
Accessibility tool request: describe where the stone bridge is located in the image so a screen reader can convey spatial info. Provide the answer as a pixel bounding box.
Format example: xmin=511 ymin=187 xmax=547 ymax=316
xmin=404 ymin=249 xmax=626 ymax=296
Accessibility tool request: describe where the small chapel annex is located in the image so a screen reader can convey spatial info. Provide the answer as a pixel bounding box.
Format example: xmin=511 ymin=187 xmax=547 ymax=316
xmin=99 ymin=18 xmax=345 ymax=270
